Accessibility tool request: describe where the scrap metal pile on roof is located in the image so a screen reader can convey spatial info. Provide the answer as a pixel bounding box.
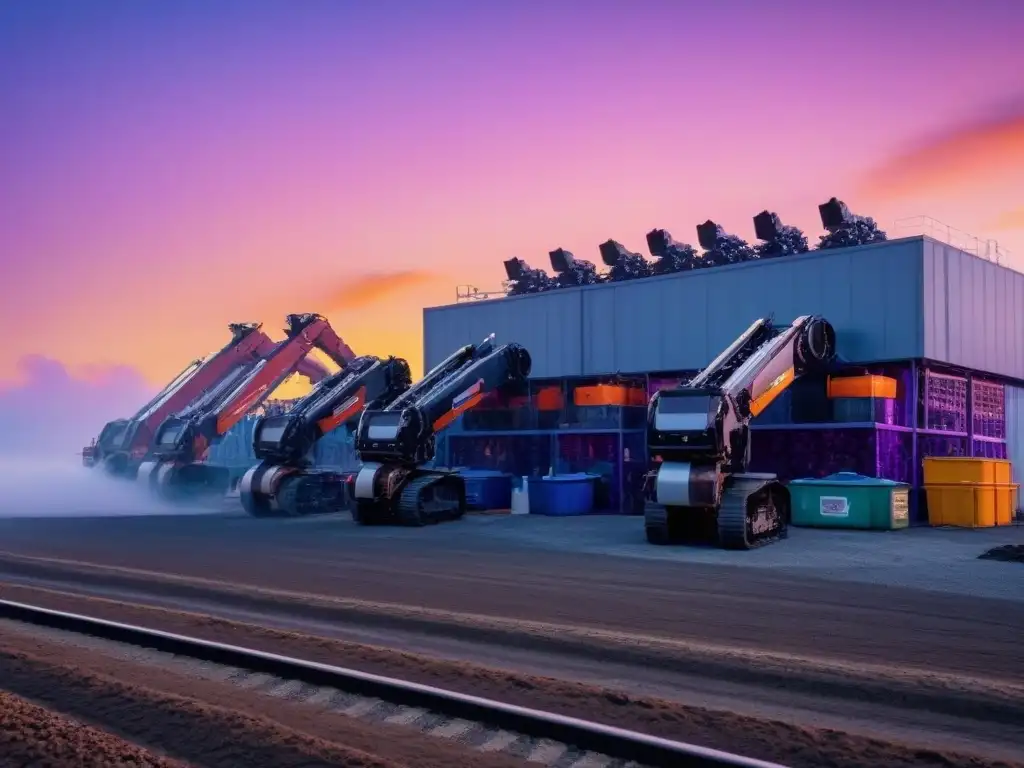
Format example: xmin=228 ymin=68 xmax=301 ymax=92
xmin=502 ymin=197 xmax=886 ymax=296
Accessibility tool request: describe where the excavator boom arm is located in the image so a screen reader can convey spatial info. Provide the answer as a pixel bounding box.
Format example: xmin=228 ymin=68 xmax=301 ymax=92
xmin=213 ymin=315 xmax=355 ymax=436
xmin=93 ymin=321 xmax=287 ymax=460
xmin=252 ymin=355 xmax=412 ymax=464
xmin=151 ymin=314 xmax=355 ymax=462
xmin=356 ymin=336 xmax=531 ymax=466
xmin=648 ymin=315 xmax=835 ymax=468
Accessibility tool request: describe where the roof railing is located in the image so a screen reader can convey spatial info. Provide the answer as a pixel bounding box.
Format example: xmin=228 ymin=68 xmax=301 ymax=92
xmin=892 ymin=216 xmax=1012 ymax=264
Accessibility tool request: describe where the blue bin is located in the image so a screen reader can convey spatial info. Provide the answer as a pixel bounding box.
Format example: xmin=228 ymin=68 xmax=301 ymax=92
xmin=833 ymin=397 xmax=895 ymax=424
xmin=458 ymin=470 xmax=513 ymax=511
xmin=529 ymin=474 xmax=596 ymax=516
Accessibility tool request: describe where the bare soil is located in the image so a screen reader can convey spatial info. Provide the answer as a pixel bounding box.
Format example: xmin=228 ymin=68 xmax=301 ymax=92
xmin=1 ymin=583 xmax=1019 ymax=768
xmin=0 ymin=629 xmax=528 ymax=768
xmin=0 ymin=690 xmax=184 ymax=768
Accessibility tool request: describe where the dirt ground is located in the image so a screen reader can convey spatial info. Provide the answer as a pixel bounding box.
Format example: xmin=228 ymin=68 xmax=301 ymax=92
xmin=0 ymin=690 xmax=184 ymax=768
xmin=0 ymin=629 xmax=530 ymax=768
xmin=0 ymin=521 xmax=1020 ymax=687
xmin=1 ymin=584 xmax=1020 ymax=768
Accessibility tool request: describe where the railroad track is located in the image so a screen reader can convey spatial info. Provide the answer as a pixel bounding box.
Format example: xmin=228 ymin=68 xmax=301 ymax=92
xmin=0 ymin=598 xmax=782 ymax=768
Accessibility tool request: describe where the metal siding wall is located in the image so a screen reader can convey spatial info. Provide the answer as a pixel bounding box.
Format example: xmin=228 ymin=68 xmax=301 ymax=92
xmin=923 ymin=240 xmax=1024 ymax=380
xmin=1005 ymin=386 xmax=1024 ymax=490
xmin=424 ymin=239 xmax=925 ymax=378
xmin=423 ymin=290 xmax=583 ymax=377
xmin=582 ymin=287 xmax=617 ymax=373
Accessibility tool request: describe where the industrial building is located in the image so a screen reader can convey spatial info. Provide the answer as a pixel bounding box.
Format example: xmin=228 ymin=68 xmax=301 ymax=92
xmin=423 ymin=235 xmax=1024 ymax=520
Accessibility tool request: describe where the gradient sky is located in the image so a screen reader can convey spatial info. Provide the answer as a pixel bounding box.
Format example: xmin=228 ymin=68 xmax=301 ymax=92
xmin=2 ymin=0 xmax=1023 ymax=408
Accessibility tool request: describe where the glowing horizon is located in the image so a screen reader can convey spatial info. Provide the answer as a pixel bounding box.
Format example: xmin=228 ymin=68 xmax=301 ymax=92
xmin=2 ymin=0 xmax=1023 ymax=397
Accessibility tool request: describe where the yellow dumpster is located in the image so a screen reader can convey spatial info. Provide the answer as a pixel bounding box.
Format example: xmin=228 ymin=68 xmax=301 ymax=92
xmin=922 ymin=457 xmax=1011 ymax=486
xmin=922 ymin=457 xmax=1016 ymax=528
xmin=923 ymin=481 xmax=1017 ymax=527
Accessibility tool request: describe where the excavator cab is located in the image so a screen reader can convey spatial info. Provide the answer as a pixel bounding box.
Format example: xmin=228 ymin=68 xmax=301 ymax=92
xmin=649 ymin=389 xmax=726 ymax=457
xmin=352 ymin=334 xmax=531 ymax=526
xmin=238 ymin=354 xmax=413 ymax=517
xmin=645 ymin=315 xmax=836 ymax=550
xmin=251 ymin=416 xmax=297 ymax=458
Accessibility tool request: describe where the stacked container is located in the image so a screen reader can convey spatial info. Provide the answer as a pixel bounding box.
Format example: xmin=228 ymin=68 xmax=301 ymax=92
xmin=922 ymin=458 xmax=1018 ymax=527
xmin=827 ymin=375 xmax=898 ymax=424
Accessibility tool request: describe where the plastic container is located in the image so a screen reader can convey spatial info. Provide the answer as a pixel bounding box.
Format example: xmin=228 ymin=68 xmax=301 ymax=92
xmin=832 ymin=397 xmax=896 ymax=424
xmin=921 ymin=457 xmax=1016 ymax=528
xmin=922 ymin=457 xmax=1012 ymax=485
xmin=510 ymin=477 xmax=530 ymax=515
xmin=827 ymin=375 xmax=898 ymax=399
xmin=528 ymin=473 xmax=596 ymax=516
xmin=458 ymin=470 xmax=513 ymax=511
xmin=534 ymin=386 xmax=564 ymax=411
xmin=788 ymin=472 xmax=910 ymax=530
xmin=628 ymin=388 xmax=648 ymax=407
xmin=923 ymin=482 xmax=1017 ymax=527
xmin=574 ymin=385 xmax=631 ymax=406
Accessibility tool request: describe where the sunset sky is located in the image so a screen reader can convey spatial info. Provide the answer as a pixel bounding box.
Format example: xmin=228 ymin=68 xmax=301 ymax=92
xmin=2 ymin=0 xmax=1023 ymax=412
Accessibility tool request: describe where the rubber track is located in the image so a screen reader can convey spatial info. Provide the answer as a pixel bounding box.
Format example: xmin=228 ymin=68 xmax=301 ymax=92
xmin=717 ymin=478 xmax=787 ymax=551
xmin=397 ymin=472 xmax=463 ymax=527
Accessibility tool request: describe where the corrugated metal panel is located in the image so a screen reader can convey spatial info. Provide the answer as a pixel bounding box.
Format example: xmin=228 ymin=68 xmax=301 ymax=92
xmin=1005 ymin=386 xmax=1024 ymax=490
xmin=424 ymin=238 xmax=925 ymax=377
xmin=423 ymin=288 xmax=584 ymax=378
xmin=601 ymin=239 xmax=922 ymax=374
xmin=923 ymin=239 xmax=1024 ymax=381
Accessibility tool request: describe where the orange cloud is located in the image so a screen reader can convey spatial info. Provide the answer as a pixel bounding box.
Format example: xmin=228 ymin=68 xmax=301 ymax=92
xmin=990 ymin=207 xmax=1024 ymax=231
xmin=862 ymin=109 xmax=1024 ymax=200
xmin=318 ymin=270 xmax=439 ymax=312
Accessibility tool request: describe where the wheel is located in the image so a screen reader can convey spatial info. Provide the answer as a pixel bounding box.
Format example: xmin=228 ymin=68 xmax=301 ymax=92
xmin=645 ymin=525 xmax=669 ymax=545
xmin=240 ymin=489 xmax=274 ymax=517
xmin=353 ymin=499 xmax=380 ymax=525
xmin=102 ymin=453 xmax=129 ymax=479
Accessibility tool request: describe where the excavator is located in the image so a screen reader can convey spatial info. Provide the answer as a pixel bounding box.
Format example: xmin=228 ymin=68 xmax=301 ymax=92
xmin=239 ymin=354 xmax=413 ymax=517
xmin=644 ymin=315 xmax=836 ymax=549
xmin=139 ymin=314 xmax=355 ymax=501
xmin=352 ymin=333 xmax=531 ymax=526
xmin=83 ymin=322 xmax=331 ymax=478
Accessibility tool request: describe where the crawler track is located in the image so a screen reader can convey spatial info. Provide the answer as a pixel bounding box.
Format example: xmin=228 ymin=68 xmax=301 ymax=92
xmin=0 ymin=598 xmax=777 ymax=768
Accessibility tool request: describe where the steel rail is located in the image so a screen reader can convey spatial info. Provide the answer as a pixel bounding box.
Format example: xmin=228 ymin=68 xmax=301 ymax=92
xmin=0 ymin=598 xmax=786 ymax=768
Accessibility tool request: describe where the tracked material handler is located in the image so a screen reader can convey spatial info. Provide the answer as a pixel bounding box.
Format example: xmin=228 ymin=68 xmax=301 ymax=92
xmin=83 ymin=322 xmax=331 ymax=478
xmin=140 ymin=314 xmax=354 ymax=500
xmin=644 ymin=315 xmax=836 ymax=549
xmin=239 ymin=355 xmax=413 ymax=517
xmin=352 ymin=334 xmax=531 ymax=526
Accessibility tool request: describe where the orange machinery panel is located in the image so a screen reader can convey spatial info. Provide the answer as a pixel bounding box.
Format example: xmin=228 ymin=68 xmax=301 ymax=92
xmin=628 ymin=388 xmax=648 ymax=406
xmin=506 ymin=386 xmax=564 ymax=411
xmin=534 ymin=386 xmax=564 ymax=411
xmin=574 ymin=384 xmax=633 ymax=406
xmin=827 ymin=375 xmax=897 ymax=399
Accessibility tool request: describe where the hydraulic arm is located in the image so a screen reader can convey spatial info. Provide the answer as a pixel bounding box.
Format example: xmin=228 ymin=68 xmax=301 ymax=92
xmin=239 ymin=354 xmax=413 ymax=517
xmin=139 ymin=314 xmax=355 ymax=500
xmin=351 ymin=334 xmax=531 ymax=526
xmin=83 ymin=322 xmax=331 ymax=477
xmin=644 ymin=315 xmax=836 ymax=549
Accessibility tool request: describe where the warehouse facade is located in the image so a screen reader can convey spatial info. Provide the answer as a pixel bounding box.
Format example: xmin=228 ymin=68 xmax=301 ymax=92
xmin=423 ymin=236 xmax=1024 ymax=518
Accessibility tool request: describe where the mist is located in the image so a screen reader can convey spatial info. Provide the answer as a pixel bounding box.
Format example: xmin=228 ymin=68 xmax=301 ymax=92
xmin=0 ymin=456 xmax=222 ymax=519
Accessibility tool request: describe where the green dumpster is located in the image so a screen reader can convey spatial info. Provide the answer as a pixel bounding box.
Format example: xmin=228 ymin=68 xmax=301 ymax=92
xmin=787 ymin=472 xmax=910 ymax=530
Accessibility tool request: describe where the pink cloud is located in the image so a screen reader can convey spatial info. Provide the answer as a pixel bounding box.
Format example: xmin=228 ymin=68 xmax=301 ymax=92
xmin=0 ymin=356 xmax=155 ymax=458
